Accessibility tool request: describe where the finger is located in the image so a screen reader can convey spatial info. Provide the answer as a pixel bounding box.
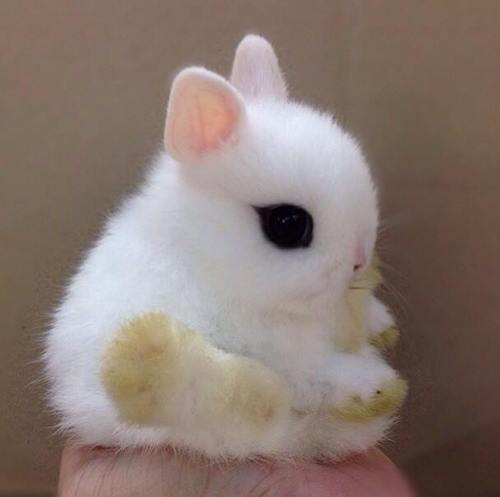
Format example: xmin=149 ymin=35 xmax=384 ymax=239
xmin=58 ymin=446 xmax=181 ymax=497
xmin=58 ymin=445 xmax=415 ymax=497
xmin=257 ymin=449 xmax=415 ymax=497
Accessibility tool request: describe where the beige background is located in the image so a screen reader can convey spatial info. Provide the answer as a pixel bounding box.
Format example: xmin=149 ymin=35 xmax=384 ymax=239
xmin=1 ymin=1 xmax=499 ymax=495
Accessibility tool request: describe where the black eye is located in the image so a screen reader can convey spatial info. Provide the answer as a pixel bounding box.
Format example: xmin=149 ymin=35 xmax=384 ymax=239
xmin=255 ymin=204 xmax=313 ymax=249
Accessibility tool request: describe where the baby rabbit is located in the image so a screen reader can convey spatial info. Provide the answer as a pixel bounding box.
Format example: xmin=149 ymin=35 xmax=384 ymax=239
xmin=45 ymin=35 xmax=406 ymax=460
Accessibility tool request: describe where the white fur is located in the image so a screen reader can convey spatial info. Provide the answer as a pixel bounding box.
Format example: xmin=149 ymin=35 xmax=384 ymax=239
xmin=44 ymin=35 xmax=400 ymax=459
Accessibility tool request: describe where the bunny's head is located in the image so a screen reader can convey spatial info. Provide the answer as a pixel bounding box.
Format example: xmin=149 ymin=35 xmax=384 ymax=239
xmin=158 ymin=35 xmax=378 ymax=315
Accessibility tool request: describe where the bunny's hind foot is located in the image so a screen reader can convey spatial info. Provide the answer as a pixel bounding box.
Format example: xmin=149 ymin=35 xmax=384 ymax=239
xmin=101 ymin=312 xmax=290 ymax=435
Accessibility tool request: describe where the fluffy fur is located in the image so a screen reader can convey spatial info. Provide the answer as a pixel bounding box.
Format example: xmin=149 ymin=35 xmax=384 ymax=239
xmin=44 ymin=35 xmax=406 ymax=459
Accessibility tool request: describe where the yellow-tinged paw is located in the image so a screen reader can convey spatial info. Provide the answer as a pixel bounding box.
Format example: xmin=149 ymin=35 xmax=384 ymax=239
xmin=101 ymin=312 xmax=290 ymax=432
xmin=369 ymin=326 xmax=400 ymax=351
xmin=100 ymin=312 xmax=193 ymax=424
xmin=329 ymin=377 xmax=408 ymax=423
xmin=221 ymin=356 xmax=289 ymax=428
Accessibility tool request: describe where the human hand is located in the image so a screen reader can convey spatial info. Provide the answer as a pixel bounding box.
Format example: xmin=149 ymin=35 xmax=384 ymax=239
xmin=58 ymin=445 xmax=414 ymax=497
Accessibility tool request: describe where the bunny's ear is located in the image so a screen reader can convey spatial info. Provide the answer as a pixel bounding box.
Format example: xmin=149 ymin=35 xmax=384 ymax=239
xmin=165 ymin=67 xmax=245 ymax=162
xmin=230 ymin=34 xmax=288 ymax=100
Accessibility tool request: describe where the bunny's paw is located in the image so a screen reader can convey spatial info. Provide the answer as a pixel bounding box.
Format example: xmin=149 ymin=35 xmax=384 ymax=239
xmin=369 ymin=326 xmax=400 ymax=351
xmin=101 ymin=312 xmax=190 ymax=425
xmin=329 ymin=377 xmax=407 ymax=423
xmin=101 ymin=312 xmax=290 ymax=433
xmin=220 ymin=355 xmax=290 ymax=429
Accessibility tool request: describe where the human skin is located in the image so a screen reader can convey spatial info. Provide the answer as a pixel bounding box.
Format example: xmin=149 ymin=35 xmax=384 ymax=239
xmin=58 ymin=445 xmax=415 ymax=497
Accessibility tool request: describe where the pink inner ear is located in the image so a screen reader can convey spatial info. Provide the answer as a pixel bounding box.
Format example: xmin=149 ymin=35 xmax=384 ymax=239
xmin=165 ymin=67 xmax=245 ymax=162
xmin=166 ymin=71 xmax=242 ymax=161
xmin=185 ymin=89 xmax=237 ymax=153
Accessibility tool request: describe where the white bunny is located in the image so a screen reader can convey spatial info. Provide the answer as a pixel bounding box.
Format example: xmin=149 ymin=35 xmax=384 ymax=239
xmin=44 ymin=35 xmax=406 ymax=460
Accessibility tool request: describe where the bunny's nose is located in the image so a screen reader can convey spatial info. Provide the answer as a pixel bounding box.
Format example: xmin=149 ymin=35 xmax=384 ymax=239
xmin=353 ymin=244 xmax=366 ymax=272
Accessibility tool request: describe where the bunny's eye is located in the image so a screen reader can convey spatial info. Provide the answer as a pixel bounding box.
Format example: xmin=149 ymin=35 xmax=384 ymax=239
xmin=255 ymin=204 xmax=313 ymax=249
